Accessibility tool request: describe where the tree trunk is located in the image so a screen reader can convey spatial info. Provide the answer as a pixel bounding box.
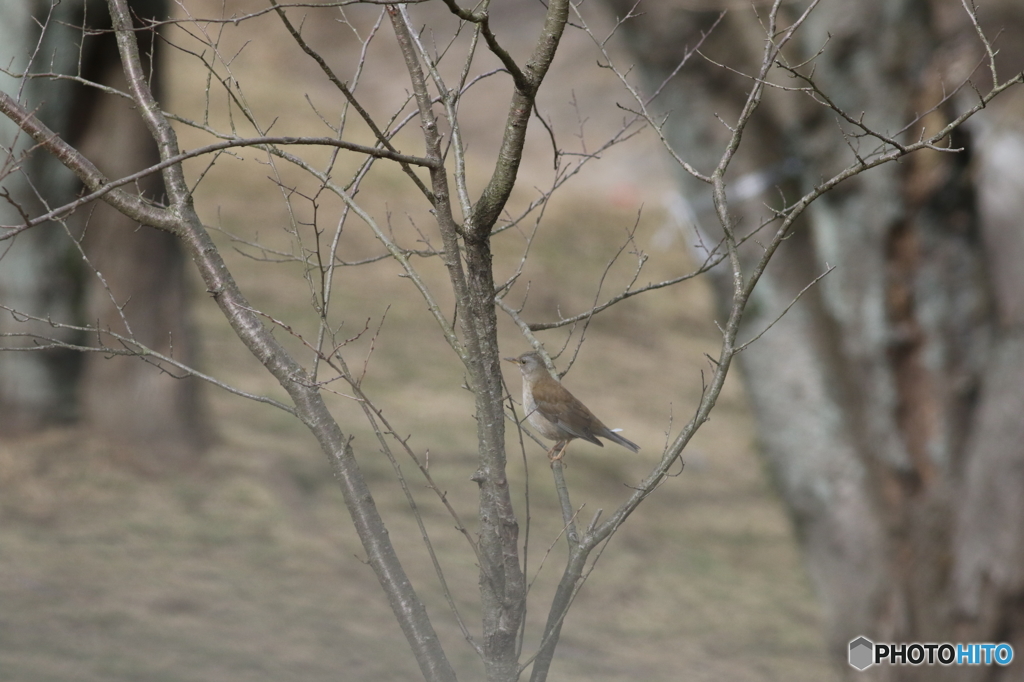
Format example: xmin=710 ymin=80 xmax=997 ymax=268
xmin=0 ymin=0 xmax=209 ymax=465
xmin=600 ymin=0 xmax=1024 ymax=678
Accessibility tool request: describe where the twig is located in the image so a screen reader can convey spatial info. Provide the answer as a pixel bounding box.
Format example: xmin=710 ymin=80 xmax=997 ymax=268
xmin=734 ymin=264 xmax=836 ymax=353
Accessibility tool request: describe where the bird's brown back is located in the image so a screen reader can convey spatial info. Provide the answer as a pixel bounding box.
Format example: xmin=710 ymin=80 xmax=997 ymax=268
xmin=529 ymin=373 xmax=608 ymax=446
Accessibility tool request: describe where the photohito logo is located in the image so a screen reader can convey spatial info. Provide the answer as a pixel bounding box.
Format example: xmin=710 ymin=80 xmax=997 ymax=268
xmin=849 ymin=637 xmax=1014 ymax=671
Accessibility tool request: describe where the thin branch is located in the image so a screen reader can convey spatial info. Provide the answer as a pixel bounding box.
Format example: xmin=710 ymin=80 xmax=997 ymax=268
xmin=960 ymin=0 xmax=999 ymax=90
xmin=467 ymin=0 xmax=571 ymax=237
xmin=734 ymin=264 xmax=835 ymax=353
xmin=263 ymin=146 xmax=465 ymax=357
xmin=268 ymin=0 xmax=435 ymax=203
xmin=0 ymin=307 xmax=296 ymax=414
xmin=101 ymin=3 xmax=456 ymax=678
xmin=439 ymin=0 xmax=529 ymax=92
xmin=571 ymin=3 xmax=717 ymax=184
xmin=550 ymin=460 xmax=579 ymax=547
xmin=0 ymin=134 xmax=437 ymax=235
xmin=0 ymin=91 xmax=178 ymax=237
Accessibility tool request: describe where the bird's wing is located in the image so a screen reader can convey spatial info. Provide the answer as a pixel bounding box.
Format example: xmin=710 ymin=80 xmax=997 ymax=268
xmin=531 ymin=380 xmax=605 ymax=446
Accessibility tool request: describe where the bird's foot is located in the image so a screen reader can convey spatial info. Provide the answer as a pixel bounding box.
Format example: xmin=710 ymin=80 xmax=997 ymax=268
xmin=548 ymin=442 xmax=568 ymax=466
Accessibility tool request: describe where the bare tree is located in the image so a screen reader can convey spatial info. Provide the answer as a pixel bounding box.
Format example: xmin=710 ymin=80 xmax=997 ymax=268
xmin=601 ymin=0 xmax=1024 ymax=679
xmin=0 ymin=0 xmax=1017 ymax=680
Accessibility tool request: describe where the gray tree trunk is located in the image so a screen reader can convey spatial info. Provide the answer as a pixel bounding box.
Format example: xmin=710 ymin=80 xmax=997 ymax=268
xmin=0 ymin=0 xmax=208 ymax=464
xmin=601 ymin=0 xmax=1024 ymax=678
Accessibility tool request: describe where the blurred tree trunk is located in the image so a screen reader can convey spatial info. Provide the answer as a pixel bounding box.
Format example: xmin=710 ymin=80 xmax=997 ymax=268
xmin=0 ymin=0 xmax=209 ymax=465
xmin=601 ymin=0 xmax=1024 ymax=678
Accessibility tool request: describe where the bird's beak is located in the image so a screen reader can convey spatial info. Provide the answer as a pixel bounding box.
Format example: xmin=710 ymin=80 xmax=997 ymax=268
xmin=503 ymin=356 xmax=519 ymax=364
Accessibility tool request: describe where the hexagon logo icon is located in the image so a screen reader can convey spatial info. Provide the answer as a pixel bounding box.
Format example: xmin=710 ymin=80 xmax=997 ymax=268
xmin=849 ymin=636 xmax=875 ymax=670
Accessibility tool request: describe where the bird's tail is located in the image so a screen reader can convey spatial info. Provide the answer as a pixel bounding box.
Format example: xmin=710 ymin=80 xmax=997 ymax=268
xmin=605 ymin=430 xmax=640 ymax=453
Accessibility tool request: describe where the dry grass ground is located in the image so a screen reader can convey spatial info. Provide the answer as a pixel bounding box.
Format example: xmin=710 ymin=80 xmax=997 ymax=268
xmin=0 ymin=1 xmax=839 ymax=680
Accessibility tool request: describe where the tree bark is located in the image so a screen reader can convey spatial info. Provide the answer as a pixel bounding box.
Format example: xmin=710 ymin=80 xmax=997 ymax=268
xmin=600 ymin=0 xmax=1024 ymax=678
xmin=0 ymin=0 xmax=208 ymax=464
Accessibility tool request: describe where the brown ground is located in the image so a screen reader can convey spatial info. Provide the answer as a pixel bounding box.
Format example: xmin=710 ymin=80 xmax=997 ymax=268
xmin=0 ymin=1 xmax=838 ymax=680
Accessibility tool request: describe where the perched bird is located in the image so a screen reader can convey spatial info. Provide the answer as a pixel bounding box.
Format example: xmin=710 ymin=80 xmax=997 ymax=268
xmin=504 ymin=351 xmax=640 ymax=461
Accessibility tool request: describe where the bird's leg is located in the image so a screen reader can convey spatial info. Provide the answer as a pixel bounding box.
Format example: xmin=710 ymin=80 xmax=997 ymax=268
xmin=549 ymin=440 xmax=569 ymax=463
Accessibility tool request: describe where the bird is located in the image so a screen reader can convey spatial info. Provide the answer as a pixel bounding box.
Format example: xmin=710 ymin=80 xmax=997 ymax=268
xmin=504 ymin=351 xmax=640 ymax=462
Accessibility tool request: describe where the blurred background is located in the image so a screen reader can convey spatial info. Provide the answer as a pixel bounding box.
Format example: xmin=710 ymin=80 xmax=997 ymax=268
xmin=2 ymin=0 xmax=1023 ymax=680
